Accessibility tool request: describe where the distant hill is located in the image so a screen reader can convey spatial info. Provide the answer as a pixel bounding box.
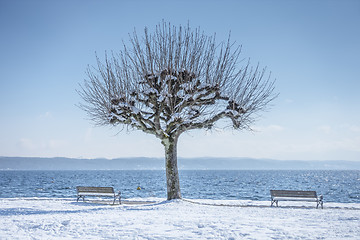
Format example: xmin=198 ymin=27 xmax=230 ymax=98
xmin=1 ymin=156 xmax=360 ymax=170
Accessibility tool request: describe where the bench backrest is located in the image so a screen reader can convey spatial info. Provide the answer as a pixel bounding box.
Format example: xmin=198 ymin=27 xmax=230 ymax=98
xmin=270 ymin=190 xmax=317 ymax=198
xmin=77 ymin=186 xmax=114 ymax=194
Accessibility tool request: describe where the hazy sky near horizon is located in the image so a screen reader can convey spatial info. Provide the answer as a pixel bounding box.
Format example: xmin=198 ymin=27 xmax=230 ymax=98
xmin=1 ymin=0 xmax=359 ymax=161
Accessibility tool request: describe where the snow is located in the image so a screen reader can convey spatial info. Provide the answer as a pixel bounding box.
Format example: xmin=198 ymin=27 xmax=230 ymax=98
xmin=143 ymin=88 xmax=159 ymax=95
xmin=1 ymin=198 xmax=359 ymax=239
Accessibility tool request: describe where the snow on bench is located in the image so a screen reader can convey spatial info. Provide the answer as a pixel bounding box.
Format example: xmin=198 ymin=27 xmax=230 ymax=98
xmin=270 ymin=190 xmax=323 ymax=209
xmin=76 ymin=186 xmax=121 ymax=205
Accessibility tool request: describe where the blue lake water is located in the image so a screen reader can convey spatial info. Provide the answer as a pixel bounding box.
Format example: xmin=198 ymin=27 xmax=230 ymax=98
xmin=0 ymin=170 xmax=359 ymax=203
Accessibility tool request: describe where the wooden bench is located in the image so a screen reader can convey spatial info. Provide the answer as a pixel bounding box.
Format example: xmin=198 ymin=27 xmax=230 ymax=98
xmin=270 ymin=190 xmax=323 ymax=209
xmin=76 ymin=186 xmax=121 ymax=204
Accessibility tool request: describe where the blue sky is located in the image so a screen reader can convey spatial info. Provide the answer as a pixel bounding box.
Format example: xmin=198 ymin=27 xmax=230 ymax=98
xmin=0 ymin=0 xmax=359 ymax=161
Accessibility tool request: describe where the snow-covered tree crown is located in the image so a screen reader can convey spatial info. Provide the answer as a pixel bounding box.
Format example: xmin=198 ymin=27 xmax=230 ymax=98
xmin=78 ymin=22 xmax=278 ymax=142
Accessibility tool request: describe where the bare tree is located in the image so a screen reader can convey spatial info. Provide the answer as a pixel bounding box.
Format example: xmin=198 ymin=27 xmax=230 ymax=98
xmin=78 ymin=22 xmax=278 ymax=200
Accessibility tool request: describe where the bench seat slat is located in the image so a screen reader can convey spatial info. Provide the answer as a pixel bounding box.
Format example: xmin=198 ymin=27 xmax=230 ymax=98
xmin=77 ymin=187 xmax=114 ymax=193
xmin=272 ymin=197 xmax=319 ymax=202
xmin=78 ymin=192 xmax=115 ymax=196
xmin=271 ymin=190 xmax=317 ymax=198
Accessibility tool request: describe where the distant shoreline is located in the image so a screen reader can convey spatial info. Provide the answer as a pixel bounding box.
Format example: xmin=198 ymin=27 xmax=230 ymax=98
xmin=1 ymin=156 xmax=360 ymax=170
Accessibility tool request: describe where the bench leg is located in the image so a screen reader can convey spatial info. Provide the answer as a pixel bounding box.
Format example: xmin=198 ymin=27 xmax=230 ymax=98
xmin=271 ymin=199 xmax=278 ymax=207
xmin=77 ymin=196 xmax=85 ymax=202
xmin=77 ymin=196 xmax=84 ymax=202
xmin=113 ymin=196 xmax=120 ymax=205
xmin=316 ymin=200 xmax=324 ymax=209
xmin=113 ymin=192 xmax=121 ymax=205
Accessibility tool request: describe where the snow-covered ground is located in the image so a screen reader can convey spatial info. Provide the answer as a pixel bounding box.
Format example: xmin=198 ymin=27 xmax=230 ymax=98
xmin=0 ymin=198 xmax=359 ymax=239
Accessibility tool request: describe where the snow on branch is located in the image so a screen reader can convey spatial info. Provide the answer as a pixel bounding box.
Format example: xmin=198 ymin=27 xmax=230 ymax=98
xmin=78 ymin=21 xmax=278 ymax=141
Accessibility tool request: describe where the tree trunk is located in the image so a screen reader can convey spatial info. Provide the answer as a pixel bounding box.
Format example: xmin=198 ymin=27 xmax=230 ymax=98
xmin=163 ymin=136 xmax=182 ymax=200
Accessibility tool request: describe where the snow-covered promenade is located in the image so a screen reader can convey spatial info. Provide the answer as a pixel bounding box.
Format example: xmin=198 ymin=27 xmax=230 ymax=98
xmin=0 ymin=198 xmax=359 ymax=239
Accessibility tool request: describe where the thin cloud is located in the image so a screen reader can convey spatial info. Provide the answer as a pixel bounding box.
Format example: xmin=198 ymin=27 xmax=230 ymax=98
xmin=38 ymin=112 xmax=52 ymax=119
xmin=252 ymin=125 xmax=284 ymax=132
xmin=349 ymin=125 xmax=360 ymax=133
xmin=318 ymin=125 xmax=331 ymax=134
